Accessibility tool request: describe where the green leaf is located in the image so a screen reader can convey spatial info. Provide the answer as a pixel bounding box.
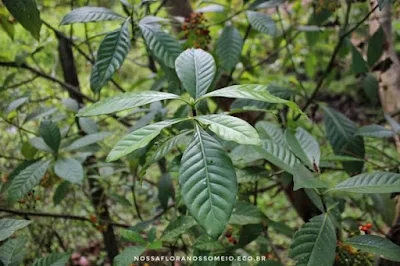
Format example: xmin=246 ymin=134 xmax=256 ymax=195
xmin=78 ymin=91 xmax=180 ymax=116
xmin=144 ymin=131 xmax=190 ymax=169
xmin=322 ymin=106 xmax=364 ymax=174
xmin=39 ymin=120 xmax=61 ymax=154
xmin=139 ymin=22 xmax=183 ymax=68
xmin=107 ymin=119 xmax=184 ymax=162
xmin=0 ymin=219 xmax=32 ymax=241
xmin=216 ymin=26 xmax=243 ymax=71
xmin=54 ymin=158 xmax=84 ymax=184
xmin=32 ymin=253 xmax=70 ymax=266
xmin=60 ymin=6 xmax=124 ymax=25
xmin=175 ymin=48 xmax=216 ymax=99
xmin=363 ymin=74 xmax=380 ymax=105
xmin=113 ymin=246 xmax=146 ymax=266
xmin=238 ymin=224 xmax=263 ymax=247
xmin=161 ymin=216 xmax=197 ymax=242
xmin=3 ymin=0 xmax=41 ymax=40
xmin=195 ymin=114 xmax=260 ymax=145
xmin=29 ymin=137 xmax=53 ymax=153
xmin=385 ymin=114 xmax=400 ymax=133
xmin=109 ymin=193 xmax=132 ymax=207
xmin=246 ymin=11 xmax=276 ymax=36
xmin=285 ymin=127 xmax=320 ymax=167
xmin=293 ymin=164 xmax=328 ymax=191
xmin=289 ymin=214 xmax=336 ymax=266
xmin=255 ymin=121 xmax=284 ymax=144
xmin=78 ymin=117 xmax=99 ymax=134
xmin=90 ymin=19 xmax=131 ymax=93
xmin=327 ymin=172 xmax=400 ymax=194
xmin=0 ymin=237 xmax=26 ymax=266
xmin=64 ymin=132 xmax=111 ymax=151
xmin=194 ymin=235 xmax=224 ymax=251
xmin=158 ymin=173 xmax=174 ymax=209
xmin=7 ymin=160 xmax=51 ymax=203
xmin=356 ymin=125 xmax=395 ymax=138
xmin=236 ymin=168 xmax=264 ymax=183
xmin=351 ymin=45 xmax=368 ymax=74
xmin=6 ymin=97 xmax=29 ymax=113
xmin=256 ymin=140 xmax=299 ymax=174
xmin=0 ymin=15 xmax=15 ymax=40
xmin=179 ymin=125 xmax=237 ymax=238
xmin=120 ymin=229 xmax=147 ymax=244
xmin=230 ymin=145 xmax=265 ymax=164
xmin=200 ymin=85 xmax=302 ymax=115
xmin=53 ymin=181 xmax=70 ymax=205
xmin=229 ymin=200 xmax=262 ymax=225
xmin=346 ymin=235 xmax=400 ymax=262
xmin=367 ymin=27 xmax=384 ymax=66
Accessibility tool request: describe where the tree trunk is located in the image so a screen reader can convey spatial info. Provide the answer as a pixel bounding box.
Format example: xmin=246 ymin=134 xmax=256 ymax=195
xmin=57 ymin=33 xmax=119 ymax=262
xmin=369 ymin=1 xmax=400 ymax=265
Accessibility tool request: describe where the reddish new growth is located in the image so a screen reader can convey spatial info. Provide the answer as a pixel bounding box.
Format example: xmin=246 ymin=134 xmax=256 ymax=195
xmin=181 ymin=12 xmax=211 ymax=49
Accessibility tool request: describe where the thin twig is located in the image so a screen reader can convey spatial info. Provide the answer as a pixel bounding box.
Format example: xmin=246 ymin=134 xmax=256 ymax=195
xmin=0 ymin=208 xmax=130 ymax=228
xmin=298 ymin=4 xmax=379 ymax=117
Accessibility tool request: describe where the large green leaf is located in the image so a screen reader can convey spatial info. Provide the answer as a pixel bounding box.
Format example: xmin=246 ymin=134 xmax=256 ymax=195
xmin=255 ymin=121 xmax=284 ymax=144
xmin=367 ymin=27 xmax=384 ymax=66
xmin=91 ymin=19 xmax=130 ymax=93
xmin=256 ymin=140 xmax=299 ymax=174
xmin=139 ymin=22 xmax=183 ymax=68
xmin=200 ymin=85 xmax=301 ymax=114
xmin=289 ymin=214 xmax=336 ymax=266
xmin=229 ymin=200 xmax=262 ymax=225
xmin=285 ymin=127 xmax=320 ymax=167
xmin=216 ymin=26 xmax=243 ymax=71
xmin=64 ymin=132 xmax=111 ymax=151
xmin=54 ymin=158 xmax=84 ymax=184
xmin=195 ymin=114 xmax=260 ymax=145
xmin=113 ymin=246 xmax=146 ymax=266
xmin=293 ymin=164 xmax=328 ymax=191
xmin=0 ymin=237 xmax=26 ymax=266
xmin=161 ymin=216 xmax=197 ymax=242
xmin=356 ymin=125 xmax=395 ymax=138
xmin=322 ymin=106 xmax=364 ymax=174
xmin=246 ymin=11 xmax=276 ymax=36
xmin=7 ymin=160 xmax=51 ymax=202
xmin=107 ymin=119 xmax=184 ymax=162
xmin=3 ymin=0 xmax=41 ymax=40
xmin=78 ymin=91 xmax=180 ymax=116
xmin=327 ymin=172 xmax=400 ymax=194
xmin=175 ymin=48 xmax=216 ymax=99
xmin=0 ymin=219 xmax=32 ymax=241
xmin=32 ymin=253 xmax=70 ymax=266
xmin=346 ymin=235 xmax=400 ymax=262
xmin=179 ymin=125 xmax=237 ymax=238
xmin=39 ymin=120 xmax=61 ymax=154
xmin=60 ymin=7 xmax=124 ymax=25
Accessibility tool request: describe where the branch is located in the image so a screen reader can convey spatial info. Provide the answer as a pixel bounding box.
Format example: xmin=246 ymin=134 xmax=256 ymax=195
xmin=0 ymin=61 xmax=95 ymax=102
xmin=299 ymin=4 xmax=379 ymax=116
xmin=0 ymin=207 xmax=130 ymax=228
